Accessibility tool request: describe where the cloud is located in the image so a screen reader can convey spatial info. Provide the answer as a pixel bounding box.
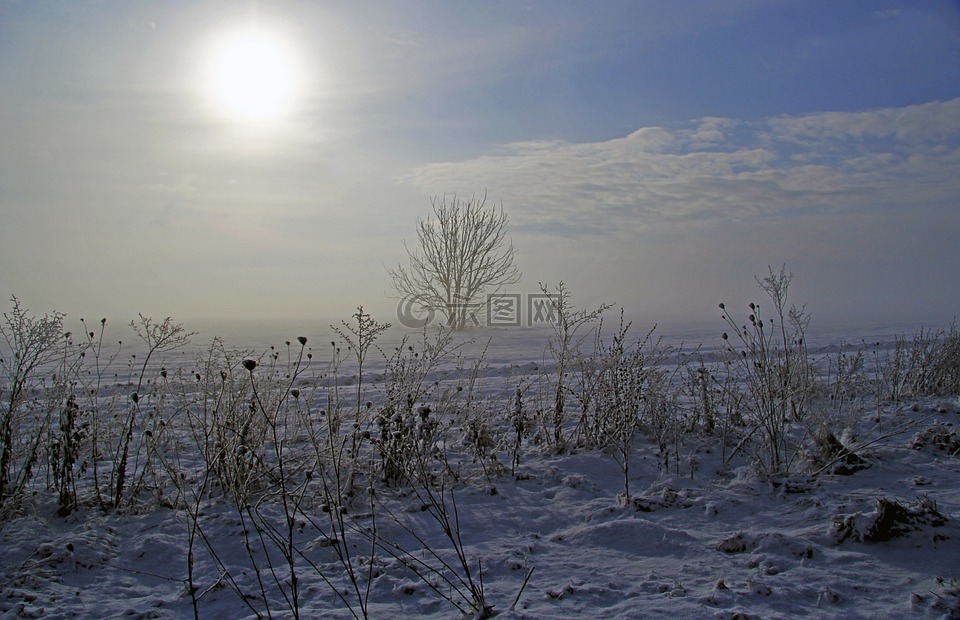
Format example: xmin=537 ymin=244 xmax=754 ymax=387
xmin=764 ymin=98 xmax=960 ymax=145
xmin=146 ymin=173 xmax=199 ymax=196
xmin=400 ymin=99 xmax=960 ymax=237
xmin=872 ymin=9 xmax=902 ymax=20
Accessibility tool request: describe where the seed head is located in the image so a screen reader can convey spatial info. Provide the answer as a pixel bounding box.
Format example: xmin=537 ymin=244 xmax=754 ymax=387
xmin=297 ymin=336 xmax=307 ymax=346
xmin=242 ymin=359 xmax=257 ymax=372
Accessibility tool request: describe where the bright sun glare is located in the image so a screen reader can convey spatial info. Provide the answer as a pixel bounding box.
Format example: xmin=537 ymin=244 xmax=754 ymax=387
xmin=203 ymin=27 xmax=301 ymax=123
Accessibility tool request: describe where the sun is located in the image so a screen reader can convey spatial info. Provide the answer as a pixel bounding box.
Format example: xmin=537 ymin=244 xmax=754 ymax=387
xmin=202 ymin=27 xmax=302 ymax=123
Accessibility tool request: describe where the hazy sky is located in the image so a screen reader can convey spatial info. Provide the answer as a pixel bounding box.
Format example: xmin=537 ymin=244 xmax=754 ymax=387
xmin=2 ymin=1 xmax=959 ymax=328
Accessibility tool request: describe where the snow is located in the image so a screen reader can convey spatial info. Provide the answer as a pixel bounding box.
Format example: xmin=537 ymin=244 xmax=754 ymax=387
xmin=2 ymin=322 xmax=960 ymax=619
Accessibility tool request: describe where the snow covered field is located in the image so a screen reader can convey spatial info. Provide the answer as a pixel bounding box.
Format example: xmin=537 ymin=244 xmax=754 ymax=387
xmin=2 ymin=315 xmax=959 ymax=619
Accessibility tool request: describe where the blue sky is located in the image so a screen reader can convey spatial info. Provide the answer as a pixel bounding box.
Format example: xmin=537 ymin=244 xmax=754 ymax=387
xmin=2 ymin=1 xmax=959 ymax=328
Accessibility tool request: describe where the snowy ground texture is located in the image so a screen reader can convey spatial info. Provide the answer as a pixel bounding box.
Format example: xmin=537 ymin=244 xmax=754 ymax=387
xmin=2 ymin=319 xmax=960 ymax=619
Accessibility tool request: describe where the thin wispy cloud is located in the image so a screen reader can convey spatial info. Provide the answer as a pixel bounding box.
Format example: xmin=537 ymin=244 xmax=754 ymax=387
xmin=403 ymin=99 xmax=960 ymax=237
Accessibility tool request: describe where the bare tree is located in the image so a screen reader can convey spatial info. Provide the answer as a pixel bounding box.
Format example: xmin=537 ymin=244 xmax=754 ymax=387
xmin=389 ymin=193 xmax=521 ymax=330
